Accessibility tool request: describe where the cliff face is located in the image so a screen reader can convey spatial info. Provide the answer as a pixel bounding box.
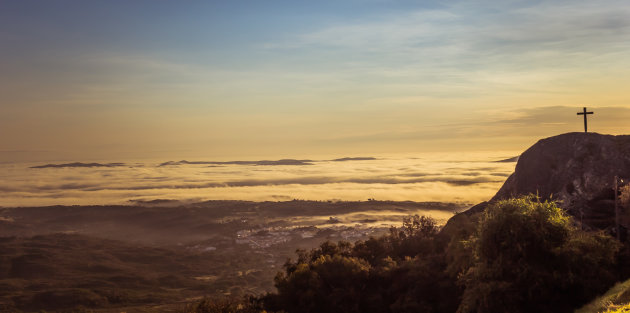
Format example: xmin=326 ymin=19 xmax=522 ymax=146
xmin=493 ymin=132 xmax=630 ymax=228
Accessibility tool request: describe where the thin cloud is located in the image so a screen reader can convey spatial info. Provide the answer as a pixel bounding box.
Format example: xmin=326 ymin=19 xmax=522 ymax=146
xmin=280 ymin=1 xmax=630 ymax=72
xmin=15 ymin=174 xmax=504 ymax=192
xmin=495 ymin=156 xmax=519 ymax=163
xmin=491 ymin=106 xmax=630 ymax=129
xmin=158 ymin=159 xmax=314 ymax=166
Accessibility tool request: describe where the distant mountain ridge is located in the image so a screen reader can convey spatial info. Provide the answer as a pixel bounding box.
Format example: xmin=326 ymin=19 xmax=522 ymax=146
xmin=158 ymin=157 xmax=377 ymax=167
xmin=30 ymin=162 xmax=126 ymax=169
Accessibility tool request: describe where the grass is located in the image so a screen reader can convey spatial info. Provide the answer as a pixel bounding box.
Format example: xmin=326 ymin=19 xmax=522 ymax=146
xmin=576 ymin=279 xmax=630 ymax=313
xmin=602 ymin=303 xmax=630 ymax=313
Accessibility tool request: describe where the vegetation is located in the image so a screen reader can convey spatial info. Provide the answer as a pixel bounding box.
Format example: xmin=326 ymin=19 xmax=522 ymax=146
xmin=2 ymin=197 xmax=626 ymax=312
xmin=265 ymin=214 xmax=457 ymax=313
xmin=0 ymin=233 xmax=276 ymax=312
xmin=458 ymin=196 xmax=620 ymax=313
xmin=179 ymin=297 xmax=265 ymax=313
xmin=3 ymin=201 xmax=461 ymax=312
xmin=576 ymin=278 xmax=630 ymax=313
xmin=183 ymin=196 xmax=628 ymax=313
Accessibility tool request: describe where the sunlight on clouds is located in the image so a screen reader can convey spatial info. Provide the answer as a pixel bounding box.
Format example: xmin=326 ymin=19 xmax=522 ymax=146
xmin=0 ymin=153 xmax=517 ymax=207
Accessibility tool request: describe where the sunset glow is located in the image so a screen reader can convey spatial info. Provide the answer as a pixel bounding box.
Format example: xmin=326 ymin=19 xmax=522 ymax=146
xmin=2 ymin=3 xmax=630 ymax=311
xmin=2 ymin=1 xmax=630 ymax=205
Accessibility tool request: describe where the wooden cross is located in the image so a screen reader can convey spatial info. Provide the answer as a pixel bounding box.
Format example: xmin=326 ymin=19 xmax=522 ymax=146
xmin=577 ymin=107 xmax=593 ymax=133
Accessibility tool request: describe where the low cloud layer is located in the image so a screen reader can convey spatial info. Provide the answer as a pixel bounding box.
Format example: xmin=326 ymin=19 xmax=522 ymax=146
xmin=25 ymin=174 xmax=505 ymax=192
xmin=495 ymin=156 xmax=519 ymax=163
xmin=158 ymin=157 xmax=379 ymax=167
xmin=159 ymin=159 xmax=314 ymax=166
xmin=1 ymin=153 xmax=517 ymax=207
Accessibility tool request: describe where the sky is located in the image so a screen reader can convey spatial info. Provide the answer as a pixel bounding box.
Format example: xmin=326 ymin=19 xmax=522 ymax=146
xmin=2 ymin=0 xmax=630 ymax=162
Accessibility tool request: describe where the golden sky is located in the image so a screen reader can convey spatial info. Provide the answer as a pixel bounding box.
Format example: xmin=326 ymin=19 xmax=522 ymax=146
xmin=1 ymin=1 xmax=630 ymax=162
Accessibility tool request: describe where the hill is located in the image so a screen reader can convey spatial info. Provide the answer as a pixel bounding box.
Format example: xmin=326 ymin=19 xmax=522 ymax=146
xmin=0 ymin=233 xmax=220 ymax=312
xmin=444 ymin=132 xmax=630 ymax=237
xmin=494 ymin=132 xmax=630 ymax=229
xmin=0 ymin=200 xmax=462 ymax=312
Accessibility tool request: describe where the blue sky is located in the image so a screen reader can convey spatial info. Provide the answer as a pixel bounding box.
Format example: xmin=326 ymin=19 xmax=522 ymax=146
xmin=2 ymin=0 xmax=630 ymax=161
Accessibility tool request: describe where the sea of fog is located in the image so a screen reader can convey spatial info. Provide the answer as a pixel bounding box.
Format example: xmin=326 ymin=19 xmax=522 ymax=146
xmin=0 ymin=152 xmax=518 ymax=207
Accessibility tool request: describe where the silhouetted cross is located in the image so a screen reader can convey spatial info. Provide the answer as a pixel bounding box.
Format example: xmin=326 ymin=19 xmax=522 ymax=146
xmin=577 ymin=107 xmax=593 ymax=133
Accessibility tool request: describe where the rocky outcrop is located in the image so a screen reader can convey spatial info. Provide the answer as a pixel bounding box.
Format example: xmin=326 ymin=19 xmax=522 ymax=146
xmin=443 ymin=132 xmax=630 ymax=236
xmin=494 ymin=133 xmax=630 ymax=200
xmin=492 ymin=132 xmax=630 ymax=229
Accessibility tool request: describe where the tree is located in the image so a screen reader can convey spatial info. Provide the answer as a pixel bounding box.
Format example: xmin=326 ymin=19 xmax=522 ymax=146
xmin=272 ymin=253 xmax=370 ymax=313
xmin=267 ymin=216 xmax=459 ymax=313
xmin=458 ymin=196 xmax=620 ymax=313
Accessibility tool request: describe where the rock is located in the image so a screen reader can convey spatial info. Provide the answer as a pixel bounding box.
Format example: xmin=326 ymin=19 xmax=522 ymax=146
xmin=494 ymin=132 xmax=630 ymax=201
xmin=493 ymin=132 xmax=630 ymax=229
xmin=443 ymin=132 xmax=630 ymax=235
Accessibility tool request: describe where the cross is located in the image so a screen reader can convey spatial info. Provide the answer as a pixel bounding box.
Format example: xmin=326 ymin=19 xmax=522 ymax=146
xmin=577 ymin=107 xmax=593 ymax=133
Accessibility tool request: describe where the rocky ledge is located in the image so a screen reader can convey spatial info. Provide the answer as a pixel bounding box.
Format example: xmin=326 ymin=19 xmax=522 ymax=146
xmin=445 ymin=132 xmax=630 ymax=234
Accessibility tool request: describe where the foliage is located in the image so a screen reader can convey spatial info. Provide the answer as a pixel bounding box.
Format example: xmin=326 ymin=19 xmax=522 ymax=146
xmin=265 ymin=215 xmax=461 ymax=313
xmin=576 ymin=278 xmax=630 ymax=313
xmin=620 ymin=185 xmax=630 ymax=210
xmin=188 ymin=196 xmax=627 ymax=313
xmin=178 ymin=296 xmax=265 ymax=313
xmin=458 ymin=196 xmax=620 ymax=313
xmin=602 ymin=304 xmax=630 ymax=313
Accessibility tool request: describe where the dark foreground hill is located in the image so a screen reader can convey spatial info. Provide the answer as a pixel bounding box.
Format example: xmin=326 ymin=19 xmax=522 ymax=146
xmin=0 ymin=234 xmax=219 ymax=312
xmin=0 ymin=200 xmax=462 ymax=312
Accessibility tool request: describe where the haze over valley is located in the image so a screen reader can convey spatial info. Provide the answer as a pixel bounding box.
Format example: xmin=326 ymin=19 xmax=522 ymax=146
xmin=1 ymin=153 xmax=516 ymax=207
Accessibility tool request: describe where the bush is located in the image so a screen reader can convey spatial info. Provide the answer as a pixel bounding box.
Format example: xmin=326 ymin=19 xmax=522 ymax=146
xmin=266 ymin=216 xmax=459 ymax=313
xmin=179 ymin=296 xmax=264 ymax=313
xmin=457 ymin=196 xmax=620 ymax=313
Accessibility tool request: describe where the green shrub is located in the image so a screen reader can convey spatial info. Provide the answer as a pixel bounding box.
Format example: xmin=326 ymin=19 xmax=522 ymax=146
xmin=458 ymin=196 xmax=620 ymax=313
xmin=266 ymin=216 xmax=459 ymax=313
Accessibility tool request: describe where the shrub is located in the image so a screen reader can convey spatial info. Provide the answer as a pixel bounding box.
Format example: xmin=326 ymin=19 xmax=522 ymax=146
xmin=267 ymin=216 xmax=459 ymax=313
xmin=457 ymin=196 xmax=620 ymax=313
xmin=179 ymin=296 xmax=264 ymax=313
